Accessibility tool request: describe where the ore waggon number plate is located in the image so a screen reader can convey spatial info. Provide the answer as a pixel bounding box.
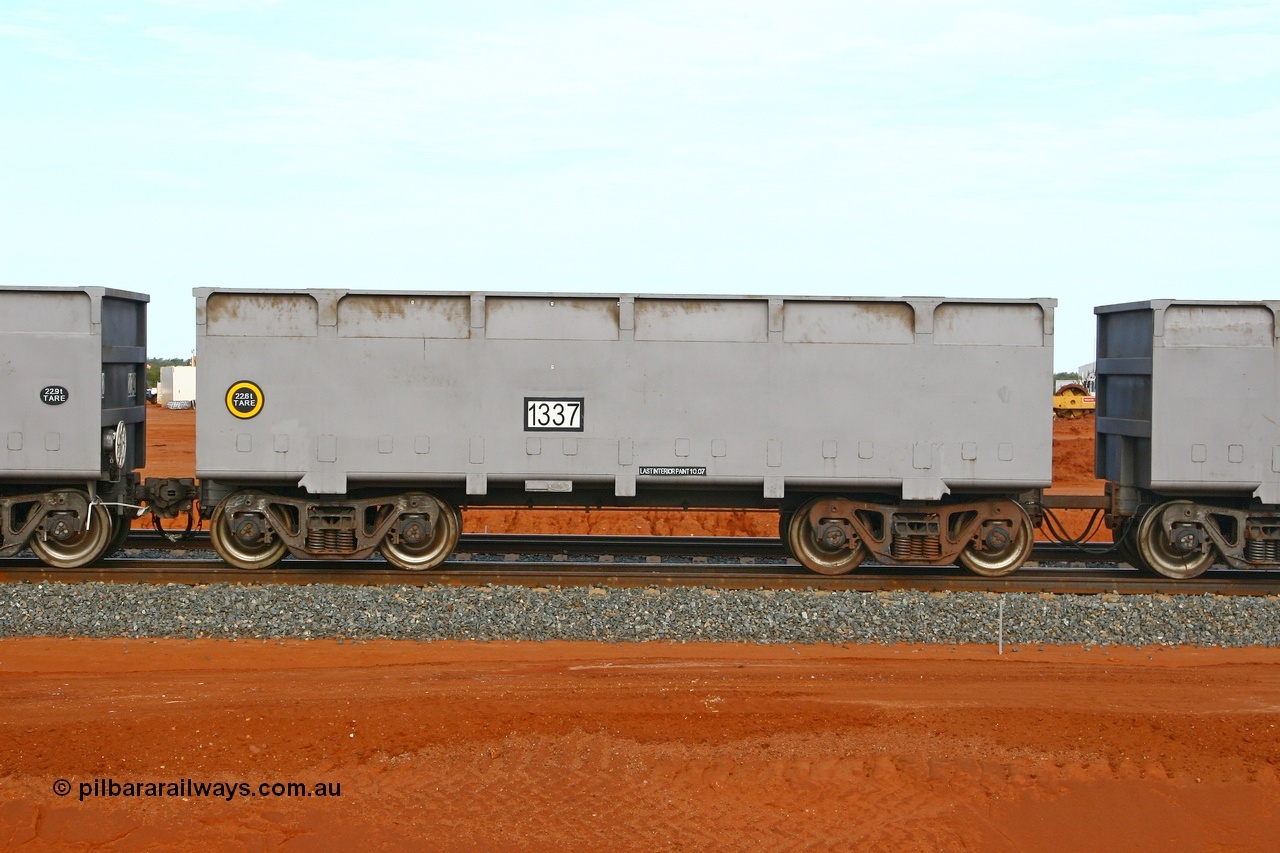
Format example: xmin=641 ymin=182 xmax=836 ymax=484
xmin=524 ymin=397 xmax=584 ymax=432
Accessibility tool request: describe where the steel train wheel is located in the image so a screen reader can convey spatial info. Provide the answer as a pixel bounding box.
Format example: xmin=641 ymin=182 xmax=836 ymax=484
xmin=380 ymin=494 xmax=460 ymax=570
xmin=1113 ymin=519 xmax=1149 ymax=572
xmin=210 ymin=498 xmax=286 ymax=570
xmin=102 ymin=511 xmax=134 ymax=558
xmin=1135 ymin=500 xmax=1215 ymax=579
xmin=778 ymin=510 xmax=796 ymax=560
xmin=30 ymin=495 xmax=114 ymax=569
xmin=786 ymin=497 xmax=867 ymax=576
xmin=958 ymin=503 xmax=1035 ymax=577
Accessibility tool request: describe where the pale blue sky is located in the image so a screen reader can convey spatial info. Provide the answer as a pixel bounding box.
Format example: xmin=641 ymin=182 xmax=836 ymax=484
xmin=2 ymin=1 xmax=1277 ymax=370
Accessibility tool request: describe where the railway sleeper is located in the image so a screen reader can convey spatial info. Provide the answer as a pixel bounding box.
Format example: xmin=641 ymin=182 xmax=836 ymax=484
xmin=209 ymin=490 xmax=460 ymax=570
xmin=788 ymin=496 xmax=1034 ymax=577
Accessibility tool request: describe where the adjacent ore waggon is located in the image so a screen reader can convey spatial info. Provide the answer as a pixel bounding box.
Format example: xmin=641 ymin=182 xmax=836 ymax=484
xmin=194 ymin=289 xmax=1055 ymax=576
xmin=0 ymin=287 xmax=148 ymax=567
xmin=1097 ymin=300 xmax=1280 ymax=578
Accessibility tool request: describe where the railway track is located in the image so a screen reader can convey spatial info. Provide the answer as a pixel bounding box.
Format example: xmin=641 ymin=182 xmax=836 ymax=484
xmin=2 ymin=533 xmax=1277 ymax=595
xmin=35 ymin=529 xmax=1126 ymax=559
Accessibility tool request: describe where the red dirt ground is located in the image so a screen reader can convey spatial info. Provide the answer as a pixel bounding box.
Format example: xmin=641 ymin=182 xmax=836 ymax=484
xmin=2 ymin=641 xmax=1278 ymax=851
xmin=5 ymin=409 xmax=1273 ymax=850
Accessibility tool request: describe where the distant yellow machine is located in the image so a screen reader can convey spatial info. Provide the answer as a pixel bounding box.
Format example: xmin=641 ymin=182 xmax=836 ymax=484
xmin=1053 ymin=383 xmax=1095 ymax=419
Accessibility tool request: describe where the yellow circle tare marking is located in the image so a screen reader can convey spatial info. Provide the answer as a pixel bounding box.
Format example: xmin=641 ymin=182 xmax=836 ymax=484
xmin=226 ymin=381 xmax=264 ymax=419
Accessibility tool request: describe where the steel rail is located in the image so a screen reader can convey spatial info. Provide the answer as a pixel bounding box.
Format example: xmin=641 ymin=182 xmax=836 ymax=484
xmin=122 ymin=530 xmax=1119 ymax=562
xmin=130 ymin=531 xmax=794 ymax=557
xmin=2 ymin=552 xmax=1277 ymax=595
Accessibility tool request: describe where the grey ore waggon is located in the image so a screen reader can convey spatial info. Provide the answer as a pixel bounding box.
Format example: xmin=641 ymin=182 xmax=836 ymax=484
xmin=0 ymin=286 xmax=148 ymax=566
xmin=1096 ymin=299 xmax=1280 ymax=579
xmin=192 ymin=289 xmax=1055 ymax=576
xmin=15 ymin=287 xmax=1280 ymax=581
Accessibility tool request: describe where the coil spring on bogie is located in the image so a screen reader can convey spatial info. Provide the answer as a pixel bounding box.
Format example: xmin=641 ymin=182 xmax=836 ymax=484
xmin=891 ymin=535 xmax=942 ymax=560
xmin=305 ymin=529 xmax=358 ymax=554
xmin=1244 ymin=539 xmax=1280 ymax=564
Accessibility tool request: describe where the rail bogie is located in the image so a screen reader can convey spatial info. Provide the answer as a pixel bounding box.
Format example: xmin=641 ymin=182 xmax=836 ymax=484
xmin=0 ymin=287 xmax=149 ymax=567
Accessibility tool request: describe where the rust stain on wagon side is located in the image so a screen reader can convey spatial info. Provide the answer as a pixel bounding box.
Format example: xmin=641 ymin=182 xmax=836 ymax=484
xmin=205 ymin=293 xmax=321 ymax=337
xmin=336 ymin=294 xmax=472 ymax=339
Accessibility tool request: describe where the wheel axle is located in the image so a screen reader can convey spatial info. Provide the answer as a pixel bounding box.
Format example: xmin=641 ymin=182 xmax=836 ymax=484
xmin=233 ymin=514 xmax=265 ymax=546
xmin=982 ymin=525 xmax=1011 ymax=551
xmin=1172 ymin=526 xmax=1205 ymax=554
xmin=817 ymin=523 xmax=848 ymax=550
xmin=397 ymin=514 xmax=431 ymax=547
